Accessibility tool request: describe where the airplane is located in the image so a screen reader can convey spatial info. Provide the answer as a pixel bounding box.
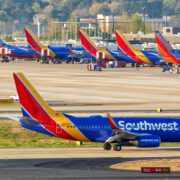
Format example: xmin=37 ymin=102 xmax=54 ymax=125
xmin=115 ymin=30 xmax=163 ymax=65
xmin=0 ymin=41 xmax=40 ymax=60
xmin=154 ymin=31 xmax=180 ymax=64
xmin=24 ymin=27 xmax=94 ymax=63
xmin=78 ymin=29 xmax=135 ymax=64
xmin=9 ymin=72 xmax=180 ymax=151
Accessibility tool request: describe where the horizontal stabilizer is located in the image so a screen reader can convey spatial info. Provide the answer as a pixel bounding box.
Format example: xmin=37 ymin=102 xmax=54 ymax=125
xmin=3 ymin=115 xmax=21 ymax=121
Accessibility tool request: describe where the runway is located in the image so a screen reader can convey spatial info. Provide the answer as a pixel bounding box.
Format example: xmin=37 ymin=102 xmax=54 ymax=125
xmin=0 ymin=147 xmax=179 ymax=180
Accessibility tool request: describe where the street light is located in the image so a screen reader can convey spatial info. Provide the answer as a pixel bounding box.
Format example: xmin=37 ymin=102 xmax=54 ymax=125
xmin=142 ymin=7 xmax=146 ymax=34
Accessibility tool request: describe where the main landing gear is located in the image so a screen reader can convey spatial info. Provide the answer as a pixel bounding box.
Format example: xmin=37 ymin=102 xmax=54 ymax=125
xmin=103 ymin=142 xmax=122 ymax=151
xmin=104 ymin=142 xmax=111 ymax=150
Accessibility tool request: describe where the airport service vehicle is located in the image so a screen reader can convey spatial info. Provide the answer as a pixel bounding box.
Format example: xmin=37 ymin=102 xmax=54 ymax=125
xmin=115 ymin=30 xmax=163 ymax=65
xmin=155 ymin=31 xmax=180 ymax=64
xmin=0 ymin=41 xmax=40 ymax=60
xmin=78 ymin=29 xmax=135 ymax=64
xmin=24 ymin=27 xmax=94 ymax=63
xmin=9 ymin=73 xmax=180 ymax=151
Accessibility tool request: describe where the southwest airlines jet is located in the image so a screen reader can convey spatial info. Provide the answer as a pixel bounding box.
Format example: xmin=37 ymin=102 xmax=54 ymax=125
xmin=0 ymin=41 xmax=40 ymax=59
xmin=115 ymin=30 xmax=162 ymax=65
xmin=24 ymin=27 xmax=93 ymax=63
xmin=155 ymin=31 xmax=180 ymax=64
xmin=78 ymin=29 xmax=135 ymax=63
xmin=9 ymin=73 xmax=180 ymax=151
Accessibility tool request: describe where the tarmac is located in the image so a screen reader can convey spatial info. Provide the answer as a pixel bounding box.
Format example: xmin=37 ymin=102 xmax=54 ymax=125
xmin=0 ymin=147 xmax=179 ymax=180
xmin=1 ymin=62 xmax=180 ymax=115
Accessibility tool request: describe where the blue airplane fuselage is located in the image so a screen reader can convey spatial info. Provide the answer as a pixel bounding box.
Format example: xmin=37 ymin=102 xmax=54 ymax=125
xmin=0 ymin=42 xmax=40 ymax=58
xmin=20 ymin=114 xmax=180 ymax=143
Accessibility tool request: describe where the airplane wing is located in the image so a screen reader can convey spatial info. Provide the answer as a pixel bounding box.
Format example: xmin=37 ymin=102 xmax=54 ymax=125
xmin=106 ymin=113 xmax=138 ymax=143
xmin=68 ymin=46 xmax=81 ymax=57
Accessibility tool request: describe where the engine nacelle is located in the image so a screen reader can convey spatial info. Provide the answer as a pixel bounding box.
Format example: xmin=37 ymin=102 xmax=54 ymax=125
xmin=136 ymin=135 xmax=161 ymax=148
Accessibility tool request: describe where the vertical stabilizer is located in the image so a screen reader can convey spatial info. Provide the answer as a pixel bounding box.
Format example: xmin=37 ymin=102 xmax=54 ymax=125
xmin=115 ymin=30 xmax=151 ymax=64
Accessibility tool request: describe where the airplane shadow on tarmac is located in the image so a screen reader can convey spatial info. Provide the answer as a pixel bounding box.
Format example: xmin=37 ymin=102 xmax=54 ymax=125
xmin=35 ymin=157 xmax=180 ymax=171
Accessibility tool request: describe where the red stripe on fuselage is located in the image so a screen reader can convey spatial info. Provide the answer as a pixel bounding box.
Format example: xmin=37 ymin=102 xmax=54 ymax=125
xmin=13 ymin=73 xmax=77 ymax=140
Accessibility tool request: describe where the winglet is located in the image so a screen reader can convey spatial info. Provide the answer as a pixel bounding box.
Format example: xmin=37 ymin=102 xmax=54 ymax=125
xmin=106 ymin=113 xmax=119 ymax=130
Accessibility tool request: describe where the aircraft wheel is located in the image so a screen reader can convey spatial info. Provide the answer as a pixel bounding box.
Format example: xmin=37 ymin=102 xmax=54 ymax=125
xmin=113 ymin=144 xmax=122 ymax=151
xmin=104 ymin=142 xmax=111 ymax=150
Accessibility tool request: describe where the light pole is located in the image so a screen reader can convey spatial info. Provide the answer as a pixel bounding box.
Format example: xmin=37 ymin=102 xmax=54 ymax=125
xmin=112 ymin=9 xmax=115 ymax=34
xmin=74 ymin=16 xmax=78 ymax=41
xmin=142 ymin=8 xmax=146 ymax=34
xmin=37 ymin=21 xmax=41 ymax=39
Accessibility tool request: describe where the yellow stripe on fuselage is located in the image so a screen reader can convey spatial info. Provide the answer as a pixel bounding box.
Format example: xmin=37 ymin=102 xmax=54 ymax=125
xmin=133 ymin=49 xmax=151 ymax=64
xmin=53 ymin=113 xmax=90 ymax=142
xmin=18 ymin=73 xmax=89 ymax=141
xmin=98 ymin=47 xmax=116 ymax=61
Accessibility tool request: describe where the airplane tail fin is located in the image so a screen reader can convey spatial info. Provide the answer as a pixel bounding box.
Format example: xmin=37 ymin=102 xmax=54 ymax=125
xmin=24 ymin=27 xmax=55 ymax=59
xmin=78 ymin=29 xmax=116 ymax=61
xmin=13 ymin=73 xmax=56 ymax=124
xmin=155 ymin=31 xmax=173 ymax=52
xmin=115 ymin=30 xmax=136 ymax=51
xmin=13 ymin=73 xmax=90 ymax=141
xmin=115 ymin=30 xmax=150 ymax=64
xmin=155 ymin=31 xmax=177 ymax=63
xmin=78 ymin=29 xmax=98 ymax=57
